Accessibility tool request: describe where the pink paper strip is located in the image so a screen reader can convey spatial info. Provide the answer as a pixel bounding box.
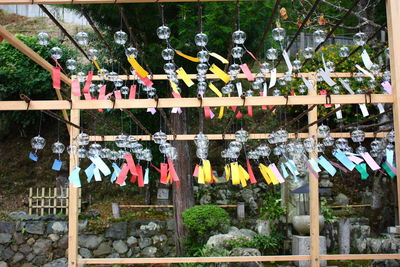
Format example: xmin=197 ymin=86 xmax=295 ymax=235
xmin=360 ymin=152 xmax=381 ymax=171
xmin=270 ymin=163 xmax=285 ymax=183
xmin=348 ymin=155 xmax=364 ymax=164
xmin=114 ymin=90 xmax=122 ymax=100
xmin=136 ymin=71 xmax=153 ymax=87
xmin=240 ymin=64 xmax=255 ymax=81
xmin=52 ymin=67 xmax=61 ymax=89
xmin=386 ymin=161 xmax=397 ymax=174
xmin=381 ymin=81 xmax=392 ymax=94
xmin=172 ymin=92 xmax=182 ymax=98
xmin=129 ymin=85 xmax=137 ymax=99
xmin=147 ymin=108 xmax=157 ymax=115
xmin=329 ymin=161 xmax=348 ymax=173
xmin=82 ymin=71 xmax=93 ymax=94
xmin=193 ymin=164 xmax=199 ymax=177
xmin=306 ymin=161 xmax=319 ymax=178
xmin=84 ymin=93 xmax=91 ymax=100
xmin=246 ymin=49 xmax=258 ymax=61
xmin=98 ymin=85 xmax=106 ymax=100
xmin=72 ymin=79 xmax=81 ymax=97
xmin=259 ymin=92 xmax=267 ymax=110
xmin=320 ymin=90 xmax=333 ymax=108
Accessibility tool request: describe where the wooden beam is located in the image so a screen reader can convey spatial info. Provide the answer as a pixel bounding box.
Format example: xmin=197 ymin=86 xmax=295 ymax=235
xmin=67 ymin=91 xmax=79 ymax=267
xmin=320 ymin=254 xmax=400 ymax=260
xmin=308 ymin=73 xmax=320 ymax=267
xmin=0 ymin=94 xmax=393 ymax=111
xmin=0 ymin=24 xmax=71 ymax=134
xmin=119 ymin=204 xmax=238 ymax=208
xmin=88 ymin=132 xmax=388 ymax=141
xmin=0 ymin=0 xmax=262 ymax=4
xmin=386 ymin=0 xmax=400 ymax=225
xmin=78 ymin=255 xmax=312 ymax=265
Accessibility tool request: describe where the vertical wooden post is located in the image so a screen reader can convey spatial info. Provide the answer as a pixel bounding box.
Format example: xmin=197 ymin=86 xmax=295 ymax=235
xmin=308 ymin=73 xmax=320 ymax=267
xmin=29 ymin=188 xmax=32 ymax=215
xmin=68 ymin=86 xmax=80 ymax=267
xmin=237 ymin=202 xmax=245 ymax=220
xmin=386 ymin=0 xmax=400 ymax=225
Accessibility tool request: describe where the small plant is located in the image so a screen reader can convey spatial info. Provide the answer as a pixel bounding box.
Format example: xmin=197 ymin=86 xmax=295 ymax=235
xmin=320 ymin=198 xmax=337 ymax=223
xmin=259 ymin=191 xmax=286 ymax=221
xmin=224 ymin=233 xmax=284 ymax=255
xmin=182 ymin=205 xmax=230 ymax=255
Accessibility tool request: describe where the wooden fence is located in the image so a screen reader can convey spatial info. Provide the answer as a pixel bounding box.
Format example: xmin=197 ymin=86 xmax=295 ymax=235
xmin=29 ymin=187 xmax=81 ymax=215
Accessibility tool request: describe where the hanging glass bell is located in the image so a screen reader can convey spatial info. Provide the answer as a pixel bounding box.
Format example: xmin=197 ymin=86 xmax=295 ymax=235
xmin=66 ymin=59 xmax=77 ymax=71
xmin=313 ymin=29 xmax=326 ymax=44
xmin=317 ymin=124 xmax=330 ymax=138
xmin=351 ymin=129 xmax=365 ymax=143
xmin=159 ymin=142 xmax=172 ymax=154
xmin=302 ymin=47 xmax=314 ymax=59
xmin=195 ymin=32 xmax=208 ymax=47
xmin=31 ymin=136 xmax=46 ymax=150
xmin=77 ymin=132 xmax=89 ymax=146
xmin=353 ymin=32 xmax=367 ymax=46
xmin=153 ymin=131 xmax=168 ymax=144
xmin=229 ymin=141 xmax=242 ymax=153
xmin=126 ymin=46 xmax=138 ymax=58
xmin=235 ymin=129 xmax=249 ymax=143
xmin=52 ymin=141 xmax=65 ymax=154
xmin=232 ymin=30 xmax=246 ymax=44
xmin=76 ymin=32 xmax=89 ymax=46
xmin=266 ymin=48 xmax=278 ymax=61
xmin=50 ymin=47 xmax=63 ymax=60
xmin=231 ymin=46 xmax=244 ymax=59
xmin=37 ymin=32 xmax=49 ymax=46
xmin=162 ymin=48 xmax=175 ymax=61
xmin=115 ymin=134 xmax=128 ymax=148
xmin=339 ymin=46 xmax=349 ymax=58
xmin=157 ymin=25 xmax=171 ymax=40
xmin=272 ymin=27 xmax=286 ymax=41
xmin=114 ymin=30 xmax=128 ymax=45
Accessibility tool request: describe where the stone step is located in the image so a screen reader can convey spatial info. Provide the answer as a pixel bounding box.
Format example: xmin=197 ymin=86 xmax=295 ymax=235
xmin=387 ymin=226 xmax=400 ymax=235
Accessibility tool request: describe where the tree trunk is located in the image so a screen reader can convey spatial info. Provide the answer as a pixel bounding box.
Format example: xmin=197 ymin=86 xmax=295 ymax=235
xmin=171 ymin=110 xmax=194 ymax=256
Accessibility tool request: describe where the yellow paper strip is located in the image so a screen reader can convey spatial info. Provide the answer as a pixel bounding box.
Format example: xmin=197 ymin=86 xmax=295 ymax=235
xmin=265 ymin=166 xmax=279 ymax=185
xmin=202 ymin=159 xmax=212 ymax=183
xmin=175 ymin=50 xmax=199 ymax=62
xmin=239 ymin=165 xmax=250 ymax=181
xmin=259 ymin=164 xmax=272 ymax=184
xmin=170 ymin=80 xmax=180 ymax=94
xmin=176 ymin=67 xmax=194 ymax=87
xmin=127 ymin=56 xmax=149 ymax=78
xmin=198 ymin=166 xmax=205 ymax=184
xmin=224 ymin=164 xmax=231 ymax=181
xmin=209 ymin=83 xmax=223 ymax=97
xmin=209 ymin=52 xmax=229 ymax=64
xmin=230 ymin=162 xmax=240 ymax=185
xmin=213 ymin=175 xmax=219 ymax=182
xmin=218 ymin=106 xmax=224 ymax=119
xmin=91 ymin=59 xmax=102 ymax=75
xmin=166 ymin=173 xmax=171 ymax=184
xmin=209 ymin=64 xmax=230 ymax=83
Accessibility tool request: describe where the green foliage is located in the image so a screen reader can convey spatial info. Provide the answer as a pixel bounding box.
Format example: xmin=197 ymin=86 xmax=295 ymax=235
xmin=320 ymin=198 xmax=337 ymax=223
xmin=260 ymin=191 xmax=286 ymax=221
xmin=0 ymin=34 xmax=75 ymax=132
xmin=182 ymin=205 xmax=230 ymax=254
xmin=224 ymin=233 xmax=284 ymax=255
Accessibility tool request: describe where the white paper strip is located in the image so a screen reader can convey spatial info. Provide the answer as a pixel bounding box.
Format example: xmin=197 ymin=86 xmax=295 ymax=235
xmin=269 ymin=68 xmax=277 ymax=88
xmin=263 ymin=82 xmax=267 ymax=96
xmin=361 ymin=49 xmax=373 ymax=70
xmin=236 ymin=82 xmax=243 ymax=97
xmin=89 ymin=156 xmax=111 ymax=176
xmin=301 ymin=75 xmax=312 ymax=90
xmin=359 ymin=104 xmax=369 ymax=117
xmin=339 ymin=78 xmax=355 ymax=94
xmin=318 ymin=69 xmax=336 ymax=86
xmin=282 ymin=50 xmax=293 ymax=74
xmin=321 ymin=53 xmax=328 ymax=73
xmin=377 ymin=103 xmax=385 ymax=113
xmin=355 ymin=64 xmax=375 ymax=80
xmin=335 ymin=104 xmax=343 ymax=119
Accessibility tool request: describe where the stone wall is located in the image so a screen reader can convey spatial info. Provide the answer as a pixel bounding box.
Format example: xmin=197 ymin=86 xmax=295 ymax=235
xmin=0 ymin=212 xmax=176 ymax=267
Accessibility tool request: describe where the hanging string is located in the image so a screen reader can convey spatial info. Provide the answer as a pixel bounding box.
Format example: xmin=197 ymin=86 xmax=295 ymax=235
xmin=38 ymin=111 xmax=43 ymax=136
xmin=198 ymin=1 xmax=203 ymax=33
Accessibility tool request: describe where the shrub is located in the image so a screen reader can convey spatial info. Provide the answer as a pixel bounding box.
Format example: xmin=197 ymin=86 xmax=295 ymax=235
xmin=224 ymin=233 xmax=284 ymax=255
xmin=182 ymin=205 xmax=230 ymax=254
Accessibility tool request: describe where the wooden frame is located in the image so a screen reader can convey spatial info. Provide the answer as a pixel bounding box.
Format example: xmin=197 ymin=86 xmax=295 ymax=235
xmin=0 ymin=1 xmax=399 ymax=266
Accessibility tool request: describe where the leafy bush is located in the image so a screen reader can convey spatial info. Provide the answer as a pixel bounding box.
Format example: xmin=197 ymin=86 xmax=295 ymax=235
xmin=259 ymin=191 xmax=286 ymax=221
xmin=320 ymin=198 xmax=338 ymax=223
xmin=224 ymin=233 xmax=284 ymax=255
xmin=182 ymin=205 xmax=230 ymax=254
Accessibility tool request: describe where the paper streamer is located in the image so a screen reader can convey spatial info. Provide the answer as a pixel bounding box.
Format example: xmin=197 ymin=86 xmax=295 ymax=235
xmin=85 ymin=163 xmax=95 ymax=183
xmin=52 ymin=67 xmax=61 ymax=90
xmin=52 ymin=159 xmax=62 ymax=171
xmin=348 ymin=155 xmax=364 ymax=164
xmin=198 ymin=166 xmax=205 ymax=184
xmin=245 ymin=49 xmax=258 ymax=61
xmin=209 ymin=64 xmax=230 ymax=83
xmin=209 ymin=52 xmax=229 ymax=64
xmin=68 ymin=167 xmax=81 ymax=188
xmin=246 ymin=159 xmax=257 ymax=184
xmin=318 ymin=68 xmax=336 ymax=86
xmin=176 ymin=67 xmax=194 ymax=87
xmin=355 ymin=163 xmax=369 ymax=180
xmin=167 ymin=158 xmax=179 ymax=182
xmin=265 ymin=165 xmax=278 ymax=184
xmin=29 ymin=152 xmax=38 ymax=162
xmin=335 ymin=104 xmax=343 ymax=119
xmin=333 ymin=149 xmax=355 ymax=171
xmin=339 ymin=78 xmax=355 ymax=94
xmin=376 ymin=103 xmax=385 ymax=114
xmin=202 ymin=159 xmax=212 ymax=183
xmin=361 ymin=49 xmax=373 ymax=70
xmin=82 ymin=71 xmax=93 ymax=94
xmin=147 ymin=108 xmax=157 ymax=115
xmin=128 ymin=56 xmax=149 ymax=78
xmin=360 ymin=152 xmax=381 ymax=171
xmin=280 ymin=162 xmax=289 ymax=178
xmin=224 ymin=164 xmax=231 ymax=181
xmin=318 ymin=155 xmax=336 ymax=176
xmin=270 ymin=163 xmax=285 ymax=183
xmin=236 ymin=82 xmax=243 ymax=96
xmin=93 ymin=167 xmax=102 ymax=181
xmin=111 ymin=163 xmax=120 ymax=183
xmin=269 ymin=68 xmax=277 ymax=88
xmin=359 ymin=104 xmax=369 ymax=117
xmin=386 ymin=149 xmax=394 ymax=166
xmin=355 ymin=64 xmax=375 ymax=80
xmin=137 ymin=165 xmax=144 ymax=187
xmin=240 ymin=64 xmax=255 ymax=81
xmin=136 ymin=71 xmax=153 ymax=87
xmin=72 ymin=79 xmax=81 ymax=97
xmin=129 ymin=85 xmax=137 ymax=99
xmin=89 ymin=156 xmax=111 ymax=176
xmin=209 ymin=83 xmax=223 ymax=97
xmin=125 ymin=153 xmax=138 ymax=176
xmin=305 ymin=161 xmax=319 ymax=179
xmin=383 ymin=162 xmax=396 ymax=178
xmin=282 ymin=50 xmax=293 ymax=74
xmin=230 ymin=162 xmax=240 ymax=185
xmin=260 ymin=91 xmax=267 ymax=110
xmin=116 ymin=163 xmax=129 ymax=186
xmin=308 ymin=158 xmax=322 ymax=172
xmin=114 ymin=90 xmax=122 ymax=100
xmin=238 ymin=165 xmax=249 ymax=187
xmin=301 ymin=75 xmax=312 ymax=90
xmin=193 ymin=164 xmax=199 ymax=177
xmin=160 ymin=163 xmax=168 ymax=184
xmin=144 ymin=168 xmax=150 ymax=184
xmin=170 ymin=80 xmax=179 ymax=94
xmin=218 ymin=106 xmax=224 ymax=119
xmin=329 ymin=160 xmax=348 ymax=173
xmin=285 ymin=160 xmax=299 ymax=176
xmin=175 ymin=50 xmax=199 ymax=62
xmin=382 ymin=81 xmax=392 ymax=94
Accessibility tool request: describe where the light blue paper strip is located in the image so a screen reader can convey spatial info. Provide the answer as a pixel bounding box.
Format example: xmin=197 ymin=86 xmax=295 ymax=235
xmin=111 ymin=163 xmax=120 ymax=183
xmin=308 ymin=158 xmax=321 ymax=172
xmin=386 ymin=149 xmax=394 ymax=166
xmin=318 ymin=155 xmax=336 ymax=176
xmin=85 ymin=163 xmax=95 ymax=183
xmin=89 ymin=156 xmax=111 ymax=176
xmin=29 ymin=152 xmax=38 ymax=162
xmin=144 ymin=168 xmax=149 ymax=184
xmin=333 ymin=149 xmax=355 ymax=171
xmin=52 ymin=159 xmax=62 ymax=171
xmin=285 ymin=160 xmax=299 ymax=176
xmin=68 ymin=167 xmax=81 ymax=188
xmin=93 ymin=167 xmax=102 ymax=181
xmin=280 ymin=162 xmax=289 ymax=178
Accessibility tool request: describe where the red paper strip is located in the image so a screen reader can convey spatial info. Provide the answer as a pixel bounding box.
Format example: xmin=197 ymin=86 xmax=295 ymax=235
xmin=259 ymin=92 xmax=267 ymax=110
xmin=151 ymin=163 xmax=161 ymax=173
xmin=172 ymin=92 xmax=182 ymax=98
xmin=320 ymin=90 xmax=333 ymax=108
xmin=116 ymin=163 xmax=129 ymax=185
xmin=72 ymin=79 xmax=80 ymax=97
xmin=137 ymin=165 xmax=144 ymax=187
xmin=52 ymin=58 xmax=65 ymax=73
xmin=247 ymin=106 xmax=253 ymax=117
xmin=114 ymin=90 xmax=122 ymax=100
xmin=125 ymin=153 xmax=138 ymax=176
xmin=246 ymin=49 xmax=258 ymax=61
xmin=204 ymin=106 xmax=212 ymax=118
xmin=236 ymin=111 xmax=242 ymax=119
xmin=129 ymin=85 xmax=137 ymax=99
xmin=84 ymin=93 xmax=91 ymax=100
xmin=52 ymin=67 xmax=61 ymax=89
xmin=160 ymin=163 xmax=168 ymax=184
xmin=136 ymin=71 xmax=153 ymax=87
xmin=240 ymin=64 xmax=255 ymax=81
xmin=83 ymin=71 xmax=93 ymax=94
xmin=98 ymin=85 xmax=106 ymax=99
xmin=305 ymin=161 xmax=319 ymax=179
xmin=193 ymin=164 xmax=199 ymax=177
xmin=246 ymin=159 xmax=257 ymax=184
xmin=167 ymin=158 xmax=179 ymax=182
xmin=130 ymin=175 xmax=137 ymax=183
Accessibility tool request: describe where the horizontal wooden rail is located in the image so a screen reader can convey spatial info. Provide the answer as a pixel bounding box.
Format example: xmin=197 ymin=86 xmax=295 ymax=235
xmin=321 ymin=254 xmax=400 ymax=260
xmin=0 ymin=94 xmax=393 ymax=111
xmin=119 ymin=204 xmax=238 ymax=208
xmin=0 ymin=0 xmax=259 ymax=4
xmin=88 ymin=132 xmax=389 ymax=141
xmin=78 ymin=255 xmax=311 ymax=264
xmin=328 ymin=204 xmax=371 ymax=209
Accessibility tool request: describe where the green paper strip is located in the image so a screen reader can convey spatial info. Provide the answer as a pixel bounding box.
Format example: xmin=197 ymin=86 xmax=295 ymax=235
xmin=355 ymin=163 xmax=369 ymax=180
xmin=382 ymin=162 xmax=396 ymax=178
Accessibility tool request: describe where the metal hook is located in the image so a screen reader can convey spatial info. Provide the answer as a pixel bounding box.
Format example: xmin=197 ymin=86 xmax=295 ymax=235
xmin=67 ymin=98 xmax=73 ymax=110
xmin=241 ymin=94 xmax=246 ymax=107
xmin=364 ymin=90 xmax=372 ymax=105
xmin=110 ymin=95 xmax=116 ymax=109
xmin=222 ymin=133 xmax=225 ymax=141
xmin=325 ymin=93 xmax=331 ymax=105
xmin=154 ymin=95 xmax=159 ymax=109
xmin=173 ymin=134 xmax=177 ymax=141
xmin=197 ymin=94 xmax=203 ymax=108
xmin=284 ymin=94 xmax=289 ymax=106
xmin=20 ymin=94 xmax=31 ymax=110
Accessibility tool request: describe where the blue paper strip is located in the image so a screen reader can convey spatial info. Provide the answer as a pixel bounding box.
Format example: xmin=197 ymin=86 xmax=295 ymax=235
xmin=111 ymin=163 xmax=120 ymax=183
xmin=52 ymin=159 xmax=62 ymax=171
xmin=85 ymin=163 xmax=95 ymax=183
xmin=68 ymin=167 xmax=81 ymax=188
xmin=144 ymin=167 xmax=149 ymax=184
xmin=333 ymin=149 xmax=355 ymax=171
xmin=29 ymin=152 xmax=38 ymax=162
xmin=318 ymin=155 xmax=336 ymax=176
xmin=89 ymin=156 xmax=111 ymax=176
xmin=285 ymin=160 xmax=299 ymax=176
xmin=386 ymin=149 xmax=394 ymax=166
xmin=308 ymin=158 xmax=321 ymax=172
xmin=280 ymin=162 xmax=289 ymax=178
xmin=93 ymin=167 xmax=102 ymax=181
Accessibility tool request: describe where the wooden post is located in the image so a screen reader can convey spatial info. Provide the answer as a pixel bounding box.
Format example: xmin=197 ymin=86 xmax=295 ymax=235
xmin=68 ymin=87 xmax=80 ymax=267
xmin=237 ymin=202 xmax=245 ymax=220
xmin=29 ymin=188 xmax=32 ymax=215
xmin=308 ymin=73 xmax=320 ymax=267
xmin=386 ymin=0 xmax=400 ymax=225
